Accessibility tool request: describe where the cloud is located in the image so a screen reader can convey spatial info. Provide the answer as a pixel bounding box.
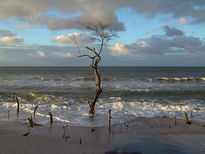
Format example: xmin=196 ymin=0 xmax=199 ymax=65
xmin=0 ymin=29 xmax=14 ymax=37
xmin=0 ymin=36 xmax=24 ymax=44
xmin=144 ymin=26 xmax=165 ymax=35
xmin=52 ymin=33 xmax=95 ymax=45
xmin=37 ymin=51 xmax=45 ymax=57
xmin=1 ymin=0 xmax=205 ymax=32
xmin=163 ymin=26 xmax=184 ymax=36
xmin=108 ymin=43 xmax=132 ymax=56
xmin=54 ymin=52 xmax=72 ymax=58
xmin=137 ymin=40 xmax=149 ymax=48
xmin=16 ymin=23 xmax=36 ymax=29
xmin=128 ymin=27 xmax=205 ymax=56
xmin=0 ymin=44 xmax=86 ymax=66
xmin=177 ymin=17 xmax=187 ymax=25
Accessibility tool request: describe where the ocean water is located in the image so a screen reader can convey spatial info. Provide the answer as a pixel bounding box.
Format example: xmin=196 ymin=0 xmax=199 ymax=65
xmin=0 ymin=67 xmax=205 ymax=126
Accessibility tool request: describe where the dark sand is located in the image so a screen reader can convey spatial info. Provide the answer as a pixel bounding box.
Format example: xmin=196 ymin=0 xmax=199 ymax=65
xmin=0 ymin=117 xmax=205 ymax=154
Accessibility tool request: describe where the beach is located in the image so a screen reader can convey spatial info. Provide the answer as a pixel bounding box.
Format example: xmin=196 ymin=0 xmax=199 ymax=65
xmin=1 ymin=117 xmax=205 ymax=154
xmin=0 ymin=67 xmax=205 ymax=153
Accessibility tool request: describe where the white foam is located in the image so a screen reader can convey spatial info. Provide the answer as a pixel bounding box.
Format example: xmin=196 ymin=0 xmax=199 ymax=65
xmin=153 ymin=77 xmax=205 ymax=82
xmin=1 ymin=98 xmax=205 ymax=126
xmin=200 ymin=77 xmax=205 ymax=81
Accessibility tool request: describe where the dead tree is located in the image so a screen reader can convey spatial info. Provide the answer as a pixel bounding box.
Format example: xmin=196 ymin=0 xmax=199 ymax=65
xmin=74 ymin=22 xmax=116 ymax=114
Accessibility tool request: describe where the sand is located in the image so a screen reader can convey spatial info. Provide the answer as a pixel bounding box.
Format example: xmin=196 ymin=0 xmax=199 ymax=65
xmin=0 ymin=117 xmax=205 ymax=154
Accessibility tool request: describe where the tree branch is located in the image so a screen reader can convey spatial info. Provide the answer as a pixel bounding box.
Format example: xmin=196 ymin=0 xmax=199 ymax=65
xmin=78 ymin=54 xmax=94 ymax=59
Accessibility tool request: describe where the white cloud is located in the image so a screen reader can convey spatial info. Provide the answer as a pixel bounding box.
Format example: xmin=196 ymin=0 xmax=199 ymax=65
xmin=37 ymin=51 xmax=45 ymax=57
xmin=177 ymin=17 xmax=187 ymax=25
xmin=0 ymin=36 xmax=24 ymax=44
xmin=137 ymin=40 xmax=149 ymax=47
xmin=52 ymin=33 xmax=95 ymax=45
xmin=108 ymin=43 xmax=132 ymax=56
xmin=54 ymin=52 xmax=72 ymax=58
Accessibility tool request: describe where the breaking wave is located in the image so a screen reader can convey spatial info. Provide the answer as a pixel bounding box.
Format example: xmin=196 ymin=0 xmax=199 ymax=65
xmin=1 ymin=97 xmax=205 ymax=126
xmin=147 ymin=77 xmax=205 ymax=82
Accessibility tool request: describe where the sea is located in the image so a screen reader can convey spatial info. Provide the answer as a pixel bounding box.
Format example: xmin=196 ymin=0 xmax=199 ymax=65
xmin=0 ymin=67 xmax=205 ymax=126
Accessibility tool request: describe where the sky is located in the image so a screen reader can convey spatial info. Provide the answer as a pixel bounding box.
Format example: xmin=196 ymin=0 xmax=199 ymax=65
xmin=0 ymin=0 xmax=205 ymax=66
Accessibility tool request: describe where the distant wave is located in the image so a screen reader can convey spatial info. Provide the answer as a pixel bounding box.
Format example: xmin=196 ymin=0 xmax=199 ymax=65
xmin=32 ymin=76 xmax=119 ymax=82
xmin=32 ymin=76 xmax=55 ymax=81
xmin=147 ymin=77 xmax=205 ymax=82
xmin=1 ymin=89 xmax=205 ymax=102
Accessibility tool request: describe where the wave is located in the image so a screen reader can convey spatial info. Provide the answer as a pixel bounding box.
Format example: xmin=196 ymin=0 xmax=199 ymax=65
xmin=1 ymin=89 xmax=205 ymax=104
xmin=1 ymin=97 xmax=205 ymax=126
xmin=147 ymin=77 xmax=205 ymax=82
xmin=71 ymin=77 xmax=95 ymax=81
xmin=32 ymin=76 xmax=54 ymax=81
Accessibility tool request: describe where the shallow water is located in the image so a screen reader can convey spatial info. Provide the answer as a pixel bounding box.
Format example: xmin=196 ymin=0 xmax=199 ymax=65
xmin=0 ymin=67 xmax=205 ymax=126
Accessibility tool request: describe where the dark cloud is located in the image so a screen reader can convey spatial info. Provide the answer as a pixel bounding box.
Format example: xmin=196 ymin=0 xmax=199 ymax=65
xmin=0 ymin=0 xmax=205 ymax=31
xmin=163 ymin=26 xmax=184 ymax=37
xmin=128 ymin=27 xmax=205 ymax=56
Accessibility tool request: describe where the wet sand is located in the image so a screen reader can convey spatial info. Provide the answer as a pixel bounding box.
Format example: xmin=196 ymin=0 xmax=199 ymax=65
xmin=0 ymin=117 xmax=205 ymax=154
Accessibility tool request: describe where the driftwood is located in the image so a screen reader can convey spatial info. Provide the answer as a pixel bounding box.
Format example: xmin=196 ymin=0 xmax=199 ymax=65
xmin=23 ymin=132 xmax=30 ymax=136
xmin=16 ymin=95 xmax=20 ymax=114
xmin=28 ymin=116 xmax=34 ymax=127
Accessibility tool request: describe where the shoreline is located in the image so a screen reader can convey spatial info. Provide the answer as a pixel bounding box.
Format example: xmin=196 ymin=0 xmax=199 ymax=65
xmin=1 ymin=117 xmax=205 ymax=153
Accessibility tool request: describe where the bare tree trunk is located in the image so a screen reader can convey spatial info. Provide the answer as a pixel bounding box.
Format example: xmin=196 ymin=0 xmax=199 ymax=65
xmin=74 ymin=23 xmax=116 ymax=114
xmin=87 ymin=58 xmax=102 ymax=114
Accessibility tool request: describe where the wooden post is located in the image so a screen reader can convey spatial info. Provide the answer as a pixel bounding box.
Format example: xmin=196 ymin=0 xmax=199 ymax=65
xmin=174 ymin=117 xmax=177 ymax=125
xmin=108 ymin=109 xmax=111 ymax=133
xmin=184 ymin=112 xmax=189 ymax=123
xmin=184 ymin=112 xmax=191 ymax=124
xmin=16 ymin=95 xmax=20 ymax=114
xmin=191 ymin=109 xmax=193 ymax=120
xmin=49 ymin=112 xmax=53 ymax=123
xmin=63 ymin=124 xmax=68 ymax=139
xmin=33 ymin=105 xmax=38 ymax=117
xmin=8 ymin=110 xmax=10 ymax=120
